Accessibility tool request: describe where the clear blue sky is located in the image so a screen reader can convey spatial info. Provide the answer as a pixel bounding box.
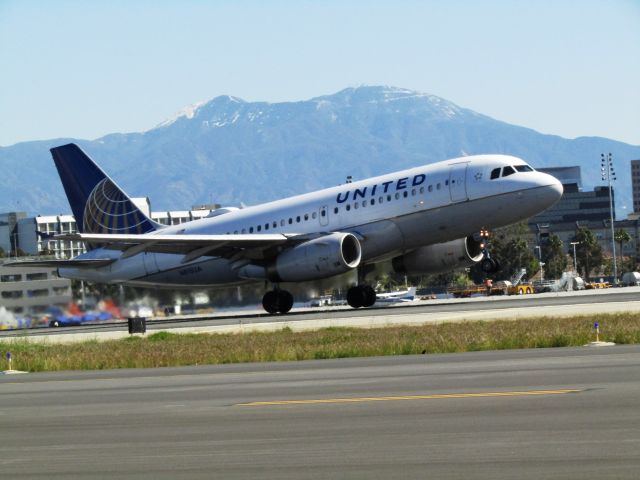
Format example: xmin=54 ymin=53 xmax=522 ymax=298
xmin=1 ymin=0 xmax=639 ymax=147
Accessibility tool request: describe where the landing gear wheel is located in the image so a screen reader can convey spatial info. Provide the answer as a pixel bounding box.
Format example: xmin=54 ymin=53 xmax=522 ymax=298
xmin=347 ymin=286 xmax=364 ymax=308
xmin=262 ymin=290 xmax=279 ymax=314
xmin=362 ymin=285 xmax=376 ymax=307
xmin=276 ymin=290 xmax=293 ymax=314
xmin=481 ymin=257 xmax=499 ymax=274
xmin=262 ymin=289 xmax=294 ymax=314
xmin=347 ymin=285 xmax=377 ymax=309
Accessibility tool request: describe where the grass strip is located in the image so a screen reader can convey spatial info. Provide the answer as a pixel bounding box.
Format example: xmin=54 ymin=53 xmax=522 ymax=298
xmin=1 ymin=313 xmax=640 ymax=372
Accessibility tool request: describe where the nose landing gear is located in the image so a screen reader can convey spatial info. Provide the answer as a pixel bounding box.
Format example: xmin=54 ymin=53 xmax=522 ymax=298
xmin=479 ymin=227 xmax=500 ymax=274
xmin=481 ymin=256 xmax=500 ymax=274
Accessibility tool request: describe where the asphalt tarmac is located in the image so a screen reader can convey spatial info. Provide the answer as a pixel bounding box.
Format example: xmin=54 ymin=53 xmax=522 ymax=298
xmin=2 ymin=345 xmax=640 ymax=479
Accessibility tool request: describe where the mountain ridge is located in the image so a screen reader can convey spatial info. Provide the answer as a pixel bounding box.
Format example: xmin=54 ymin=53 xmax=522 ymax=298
xmin=1 ymin=86 xmax=638 ymax=217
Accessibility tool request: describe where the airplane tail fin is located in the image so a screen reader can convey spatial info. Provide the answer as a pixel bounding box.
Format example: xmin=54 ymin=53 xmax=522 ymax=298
xmin=50 ymin=144 xmax=160 ymax=234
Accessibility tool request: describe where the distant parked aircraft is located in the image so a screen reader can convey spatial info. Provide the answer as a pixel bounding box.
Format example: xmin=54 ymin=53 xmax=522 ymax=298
xmin=375 ymin=287 xmax=417 ymax=304
xmin=9 ymin=144 xmax=562 ymax=314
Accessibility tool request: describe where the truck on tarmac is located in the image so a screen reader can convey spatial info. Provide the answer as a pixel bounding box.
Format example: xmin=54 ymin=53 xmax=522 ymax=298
xmin=448 ymin=268 xmax=534 ymax=298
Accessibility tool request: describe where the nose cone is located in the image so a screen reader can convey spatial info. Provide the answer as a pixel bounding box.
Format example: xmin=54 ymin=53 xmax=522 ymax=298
xmin=548 ymin=175 xmax=563 ymax=201
xmin=539 ymin=173 xmax=563 ymax=207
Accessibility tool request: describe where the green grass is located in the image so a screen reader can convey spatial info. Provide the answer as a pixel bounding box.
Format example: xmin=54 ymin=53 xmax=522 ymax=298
xmin=1 ymin=313 xmax=639 ymax=372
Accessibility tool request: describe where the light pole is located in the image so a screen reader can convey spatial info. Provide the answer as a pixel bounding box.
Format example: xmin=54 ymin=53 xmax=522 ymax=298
xmin=535 ymin=245 xmax=544 ymax=282
xmin=601 ymin=153 xmax=617 ymax=284
xmin=570 ymin=241 xmax=579 ymax=274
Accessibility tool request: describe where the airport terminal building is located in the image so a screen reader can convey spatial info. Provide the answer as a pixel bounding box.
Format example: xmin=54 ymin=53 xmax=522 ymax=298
xmin=531 ymin=167 xmax=615 ymax=225
xmin=529 ymin=166 xmax=639 ymax=263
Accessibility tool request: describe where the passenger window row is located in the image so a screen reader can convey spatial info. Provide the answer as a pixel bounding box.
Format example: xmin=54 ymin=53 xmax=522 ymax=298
xmin=227 ymin=209 xmax=324 ymax=234
xmin=224 ymin=177 xmax=448 ymax=234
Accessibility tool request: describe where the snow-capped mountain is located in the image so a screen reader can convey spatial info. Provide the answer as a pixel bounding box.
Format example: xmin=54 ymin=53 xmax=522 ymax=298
xmin=1 ymin=86 xmax=639 ymax=216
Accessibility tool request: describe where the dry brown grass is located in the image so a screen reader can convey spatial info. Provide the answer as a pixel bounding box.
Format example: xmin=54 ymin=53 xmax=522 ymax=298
xmin=2 ymin=313 xmax=639 ymax=372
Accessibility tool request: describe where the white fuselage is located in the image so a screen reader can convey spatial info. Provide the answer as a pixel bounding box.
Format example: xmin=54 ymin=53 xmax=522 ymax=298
xmin=60 ymin=154 xmax=562 ymax=287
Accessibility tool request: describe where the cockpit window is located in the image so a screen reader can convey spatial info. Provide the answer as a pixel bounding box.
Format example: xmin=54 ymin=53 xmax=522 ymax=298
xmin=502 ymin=166 xmax=516 ymax=177
xmin=515 ymin=165 xmax=534 ymax=172
xmin=490 ymin=168 xmax=500 ymax=180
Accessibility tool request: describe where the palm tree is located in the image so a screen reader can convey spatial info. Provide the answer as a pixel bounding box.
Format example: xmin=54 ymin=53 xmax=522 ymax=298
xmin=574 ymin=226 xmax=603 ymax=281
xmin=542 ymin=234 xmax=567 ymax=279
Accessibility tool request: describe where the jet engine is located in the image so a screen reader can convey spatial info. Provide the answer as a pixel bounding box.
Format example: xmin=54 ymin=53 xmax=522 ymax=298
xmin=269 ymin=232 xmax=362 ymax=282
xmin=391 ymin=236 xmax=483 ymax=275
xmin=239 ymin=232 xmax=362 ymax=282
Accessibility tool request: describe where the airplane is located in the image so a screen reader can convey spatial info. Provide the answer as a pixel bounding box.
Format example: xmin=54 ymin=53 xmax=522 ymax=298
xmin=8 ymin=143 xmax=562 ymax=314
xmin=375 ymin=286 xmax=417 ymax=304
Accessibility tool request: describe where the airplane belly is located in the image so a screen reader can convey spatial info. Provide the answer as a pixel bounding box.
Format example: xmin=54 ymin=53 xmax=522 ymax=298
xmin=394 ymin=187 xmax=556 ymax=250
xmin=139 ymin=256 xmax=243 ymax=287
xmin=143 ymin=253 xmax=160 ymax=275
xmin=394 ymin=208 xmax=459 ymax=249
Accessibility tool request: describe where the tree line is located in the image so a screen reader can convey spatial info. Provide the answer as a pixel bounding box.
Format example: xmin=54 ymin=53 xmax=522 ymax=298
xmin=468 ymin=223 xmax=636 ymax=283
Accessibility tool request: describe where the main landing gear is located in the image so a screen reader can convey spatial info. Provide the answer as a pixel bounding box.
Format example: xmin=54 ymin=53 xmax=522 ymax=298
xmin=262 ymin=289 xmax=293 ymax=314
xmin=261 ymin=263 xmax=378 ymax=313
xmin=346 ymin=265 xmax=377 ymax=309
xmin=346 ymin=285 xmax=377 ymax=309
xmin=262 ymin=284 xmax=376 ymax=313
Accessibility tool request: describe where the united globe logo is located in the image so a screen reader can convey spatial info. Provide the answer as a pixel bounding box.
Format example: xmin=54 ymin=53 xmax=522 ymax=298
xmin=83 ymin=178 xmax=155 ymax=234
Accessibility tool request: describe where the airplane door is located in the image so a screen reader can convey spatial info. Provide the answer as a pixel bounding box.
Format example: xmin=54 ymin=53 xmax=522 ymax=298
xmin=449 ymin=163 xmax=468 ymax=203
xmin=319 ymin=206 xmax=329 ymax=227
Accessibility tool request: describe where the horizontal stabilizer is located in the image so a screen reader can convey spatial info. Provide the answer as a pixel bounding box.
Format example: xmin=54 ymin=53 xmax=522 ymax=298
xmin=3 ymin=258 xmax=115 ymax=269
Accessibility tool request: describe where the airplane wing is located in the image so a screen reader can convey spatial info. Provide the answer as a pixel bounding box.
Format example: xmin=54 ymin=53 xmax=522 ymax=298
xmin=3 ymin=258 xmax=116 ymax=269
xmin=54 ymin=232 xmax=305 ymax=262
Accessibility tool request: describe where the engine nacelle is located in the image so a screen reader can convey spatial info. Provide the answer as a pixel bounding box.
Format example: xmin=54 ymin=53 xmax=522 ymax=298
xmin=392 ymin=236 xmax=483 ymax=275
xmin=268 ymin=232 xmax=362 ymax=282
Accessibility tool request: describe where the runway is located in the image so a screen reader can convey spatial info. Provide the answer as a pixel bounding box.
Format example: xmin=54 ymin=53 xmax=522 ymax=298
xmin=2 ymin=345 xmax=640 ymax=479
xmin=2 ymin=287 xmax=640 ymax=343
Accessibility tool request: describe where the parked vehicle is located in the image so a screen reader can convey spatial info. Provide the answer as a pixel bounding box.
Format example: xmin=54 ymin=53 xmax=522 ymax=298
xmin=46 ymin=306 xmax=114 ymax=327
xmin=622 ymin=271 xmax=640 ymax=286
xmin=310 ymin=295 xmax=333 ymax=307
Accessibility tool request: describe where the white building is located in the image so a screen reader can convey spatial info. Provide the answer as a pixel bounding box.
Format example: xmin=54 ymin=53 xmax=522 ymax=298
xmin=17 ymin=214 xmax=84 ymax=259
xmin=3 ymin=200 xmax=219 ymax=259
